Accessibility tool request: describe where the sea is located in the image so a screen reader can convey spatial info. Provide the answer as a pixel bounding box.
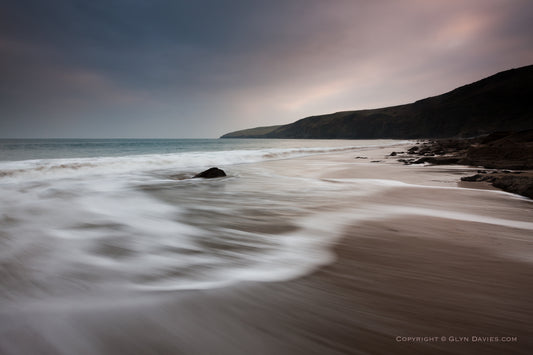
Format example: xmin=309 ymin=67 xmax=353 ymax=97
xmin=0 ymin=138 xmax=401 ymax=303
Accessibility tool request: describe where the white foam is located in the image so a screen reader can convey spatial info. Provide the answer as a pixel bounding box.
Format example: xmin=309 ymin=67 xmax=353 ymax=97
xmin=377 ymin=205 xmax=533 ymax=230
xmin=1 ymin=158 xmax=407 ymax=300
xmin=2 ymin=142 xmax=530 ymax=305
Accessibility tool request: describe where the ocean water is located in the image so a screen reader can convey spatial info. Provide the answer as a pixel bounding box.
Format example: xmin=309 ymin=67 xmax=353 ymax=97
xmin=0 ymin=138 xmax=401 ymax=304
xmin=3 ymin=138 xmax=533 ymax=355
xmin=0 ymin=138 xmax=393 ymax=161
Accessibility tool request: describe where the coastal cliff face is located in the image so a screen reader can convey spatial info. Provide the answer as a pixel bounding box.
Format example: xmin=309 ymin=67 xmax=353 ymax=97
xmin=221 ymin=64 xmax=533 ymax=139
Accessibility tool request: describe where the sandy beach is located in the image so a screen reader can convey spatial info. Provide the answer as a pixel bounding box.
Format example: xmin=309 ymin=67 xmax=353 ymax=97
xmin=1 ymin=143 xmax=532 ymax=355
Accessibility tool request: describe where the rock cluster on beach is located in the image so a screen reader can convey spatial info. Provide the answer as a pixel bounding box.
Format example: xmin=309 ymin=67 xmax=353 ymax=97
xmin=398 ymin=130 xmax=533 ymax=168
xmin=461 ymin=171 xmax=533 ymax=198
xmin=398 ymin=130 xmax=533 ymax=198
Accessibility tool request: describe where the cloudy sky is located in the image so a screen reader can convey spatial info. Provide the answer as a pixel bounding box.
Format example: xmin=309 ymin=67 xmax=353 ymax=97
xmin=1 ymin=0 xmax=532 ymax=138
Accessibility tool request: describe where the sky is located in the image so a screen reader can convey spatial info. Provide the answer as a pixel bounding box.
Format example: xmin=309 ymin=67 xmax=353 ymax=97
xmin=1 ymin=0 xmax=533 ymax=138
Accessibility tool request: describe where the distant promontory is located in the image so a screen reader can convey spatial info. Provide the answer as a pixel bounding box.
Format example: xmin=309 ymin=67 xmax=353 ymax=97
xmin=221 ymin=65 xmax=533 ymax=139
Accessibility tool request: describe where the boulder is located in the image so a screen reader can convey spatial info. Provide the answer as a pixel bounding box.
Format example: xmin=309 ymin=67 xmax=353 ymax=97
xmin=460 ymin=174 xmax=494 ymax=182
xmin=461 ymin=171 xmax=533 ymax=199
xmin=492 ymin=175 xmax=533 ymax=199
xmin=193 ymin=167 xmax=226 ymax=179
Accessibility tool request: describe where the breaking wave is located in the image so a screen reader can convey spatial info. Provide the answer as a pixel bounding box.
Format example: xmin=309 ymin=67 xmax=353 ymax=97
xmin=0 ymin=143 xmax=398 ymax=181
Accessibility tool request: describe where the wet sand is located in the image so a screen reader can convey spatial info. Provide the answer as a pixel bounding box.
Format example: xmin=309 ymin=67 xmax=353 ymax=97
xmin=1 ymin=144 xmax=532 ymax=355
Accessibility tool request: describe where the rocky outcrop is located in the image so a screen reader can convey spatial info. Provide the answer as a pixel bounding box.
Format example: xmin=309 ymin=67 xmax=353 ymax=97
xmin=398 ymin=130 xmax=533 ymax=198
xmin=462 ymin=130 xmax=533 ymax=169
xmin=492 ymin=175 xmax=533 ymax=199
xmin=193 ymin=167 xmax=227 ymax=179
xmin=400 ymin=130 xmax=533 ymax=169
xmin=460 ymin=171 xmax=533 ymax=199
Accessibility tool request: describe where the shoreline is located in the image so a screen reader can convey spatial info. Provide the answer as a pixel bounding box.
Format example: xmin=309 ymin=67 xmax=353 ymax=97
xmin=169 ymin=145 xmax=533 ymax=354
xmin=175 ymin=146 xmax=533 ymax=354
xmin=2 ymin=143 xmax=532 ymax=355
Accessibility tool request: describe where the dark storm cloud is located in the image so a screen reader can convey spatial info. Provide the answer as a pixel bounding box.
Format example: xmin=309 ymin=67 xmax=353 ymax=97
xmin=2 ymin=0 xmax=319 ymax=90
xmin=1 ymin=0 xmax=533 ymax=138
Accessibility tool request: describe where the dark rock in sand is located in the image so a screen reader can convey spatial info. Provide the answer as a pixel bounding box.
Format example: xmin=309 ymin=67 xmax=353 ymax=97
xmin=461 ymin=171 xmax=533 ymax=198
xmin=461 ymin=174 xmax=495 ymax=183
xmin=412 ymin=156 xmax=461 ymax=165
xmin=492 ymin=174 xmax=533 ymax=199
xmin=389 ymin=152 xmax=397 ymax=156
xmin=398 ymin=158 xmax=415 ymax=165
xmin=193 ymin=167 xmax=227 ymax=179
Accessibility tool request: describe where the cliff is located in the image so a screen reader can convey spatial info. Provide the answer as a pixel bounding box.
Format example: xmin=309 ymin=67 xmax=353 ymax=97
xmin=221 ymin=65 xmax=533 ymax=139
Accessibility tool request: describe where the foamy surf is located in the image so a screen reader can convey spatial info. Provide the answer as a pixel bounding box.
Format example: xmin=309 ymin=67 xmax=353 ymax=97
xmin=2 ymin=140 xmax=411 ymax=305
xmin=0 ymin=170 xmax=393 ymax=304
xmin=0 ymin=142 xmax=405 ymax=181
xmin=1 ymin=138 xmax=532 ymax=328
